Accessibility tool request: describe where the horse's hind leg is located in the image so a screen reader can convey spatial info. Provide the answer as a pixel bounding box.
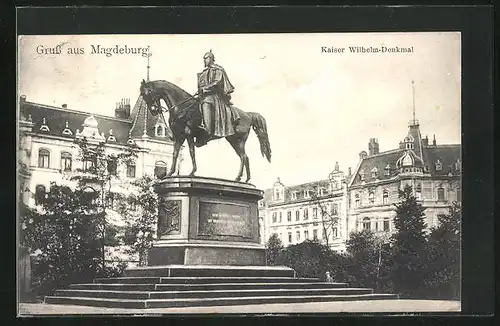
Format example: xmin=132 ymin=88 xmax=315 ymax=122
xmin=167 ymin=137 xmax=185 ymax=177
xmin=226 ymin=136 xmax=244 ymax=182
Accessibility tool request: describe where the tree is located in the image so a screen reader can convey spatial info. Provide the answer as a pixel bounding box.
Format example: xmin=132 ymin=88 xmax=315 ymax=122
xmin=70 ymin=137 xmax=138 ymax=269
xmin=265 ymin=233 xmax=283 ymax=266
xmin=309 ymin=192 xmax=340 ymax=248
xmin=19 ymin=185 xmax=107 ymax=295
xmin=390 ymin=184 xmax=428 ymax=298
xmin=117 ymin=175 xmax=158 ymax=266
xmin=345 ymin=229 xmax=392 ymax=292
xmin=425 ymin=202 xmax=461 ymax=299
xmin=276 ymin=240 xmax=334 ymax=279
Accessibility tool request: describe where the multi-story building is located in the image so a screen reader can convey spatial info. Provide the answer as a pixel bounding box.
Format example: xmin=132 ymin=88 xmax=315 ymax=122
xmin=17 ymin=92 xmax=180 ymax=264
xmin=262 ymin=163 xmax=349 ymax=252
xmin=261 ymin=118 xmax=461 ymax=252
xmin=347 ymin=118 xmax=461 ymax=239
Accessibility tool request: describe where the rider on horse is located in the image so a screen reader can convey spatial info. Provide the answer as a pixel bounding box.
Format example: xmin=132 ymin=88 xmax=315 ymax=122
xmin=195 ymin=50 xmax=241 ymax=147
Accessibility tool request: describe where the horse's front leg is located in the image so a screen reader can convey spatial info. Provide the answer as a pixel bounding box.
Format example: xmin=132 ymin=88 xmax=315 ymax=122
xmin=167 ymin=137 xmax=185 ymax=177
xmin=186 ymin=136 xmax=197 ymax=176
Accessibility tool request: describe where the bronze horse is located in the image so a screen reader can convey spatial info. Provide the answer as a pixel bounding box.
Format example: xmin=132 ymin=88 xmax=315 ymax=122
xmin=139 ymin=79 xmax=271 ymax=182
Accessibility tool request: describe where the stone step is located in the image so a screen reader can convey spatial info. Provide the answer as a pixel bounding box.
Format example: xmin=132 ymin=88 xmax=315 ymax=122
xmin=55 ymin=287 xmax=372 ymax=300
xmin=94 ymin=277 xmax=319 ymax=284
xmin=72 ymin=282 xmax=348 ymax=292
xmin=45 ymin=293 xmax=399 ymax=309
xmin=123 ymin=265 xmax=295 ymax=278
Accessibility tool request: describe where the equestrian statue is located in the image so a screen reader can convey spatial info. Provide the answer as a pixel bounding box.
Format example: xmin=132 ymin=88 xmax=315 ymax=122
xmin=139 ymin=50 xmax=272 ymax=183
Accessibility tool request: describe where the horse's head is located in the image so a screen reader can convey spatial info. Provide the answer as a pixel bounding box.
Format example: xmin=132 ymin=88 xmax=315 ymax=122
xmin=140 ymin=79 xmax=161 ymax=116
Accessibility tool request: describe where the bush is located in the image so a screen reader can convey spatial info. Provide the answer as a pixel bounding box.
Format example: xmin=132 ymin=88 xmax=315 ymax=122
xmin=20 ymin=185 xmax=106 ymax=296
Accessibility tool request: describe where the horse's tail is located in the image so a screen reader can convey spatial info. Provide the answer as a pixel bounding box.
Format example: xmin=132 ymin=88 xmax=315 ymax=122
xmin=249 ymin=112 xmax=272 ymax=163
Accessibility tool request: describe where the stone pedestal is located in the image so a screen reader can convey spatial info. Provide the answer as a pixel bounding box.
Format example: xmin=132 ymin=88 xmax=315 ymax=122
xmin=148 ymin=176 xmax=265 ymax=266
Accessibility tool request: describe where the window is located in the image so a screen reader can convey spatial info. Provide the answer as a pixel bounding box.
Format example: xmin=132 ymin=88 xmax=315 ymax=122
xmin=107 ymin=159 xmax=117 ymax=175
xmin=385 ymin=165 xmax=391 ymax=176
xmin=313 ymin=229 xmax=318 ymax=240
xmin=360 ymin=170 xmax=365 ymax=181
xmin=318 ymin=187 xmax=324 ymax=196
xmin=287 ymin=211 xmax=292 ymax=222
xmin=437 ymin=187 xmax=445 ymax=201
xmin=279 ymin=212 xmax=282 ymax=223
xmin=362 ymin=217 xmax=371 ymax=230
xmin=304 ymin=189 xmax=310 ymax=198
xmin=383 ymin=218 xmax=390 ymax=231
xmin=127 ymin=162 xmax=136 ymax=178
xmin=368 ymin=192 xmax=375 ymax=204
xmin=313 ymin=208 xmax=318 ymax=219
xmin=435 ymin=160 xmax=443 ymax=171
xmin=35 ymin=185 xmax=46 ymax=205
xmin=303 ymin=208 xmax=309 ymax=220
xmin=154 ymin=161 xmax=168 ymax=179
xmin=415 ymin=184 xmax=422 ymax=200
xmin=331 ymin=203 xmax=338 ymax=215
xmin=295 ymin=210 xmax=300 ymax=221
xmin=274 ymin=189 xmax=280 ymax=201
xmin=156 ymin=125 xmax=164 ymax=137
xmin=291 ymin=191 xmax=297 ymax=200
xmin=355 ymin=194 xmax=360 ymax=208
xmin=296 ymin=231 xmax=300 ymax=241
xmin=38 ymin=149 xmax=50 ymax=168
xmin=374 ymin=221 xmax=379 ymax=231
xmin=288 ymin=232 xmax=292 ymax=243
xmin=272 ymin=212 xmax=277 ymax=223
xmin=371 ymin=167 xmax=378 ymax=178
xmin=332 ymin=227 xmax=338 ymax=238
xmin=304 ymin=230 xmax=309 ymax=240
xmin=382 ymin=191 xmax=389 ymax=205
xmin=60 ymin=152 xmax=72 ymax=171
xmin=83 ymin=159 xmax=95 ymax=171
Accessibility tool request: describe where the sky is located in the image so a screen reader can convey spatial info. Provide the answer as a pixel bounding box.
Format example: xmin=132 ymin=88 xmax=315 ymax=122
xmin=18 ymin=33 xmax=461 ymax=190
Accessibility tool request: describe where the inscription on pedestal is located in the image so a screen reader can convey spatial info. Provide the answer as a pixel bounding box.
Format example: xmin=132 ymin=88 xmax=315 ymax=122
xmin=198 ymin=201 xmax=252 ymax=238
xmin=157 ymin=199 xmax=181 ymax=237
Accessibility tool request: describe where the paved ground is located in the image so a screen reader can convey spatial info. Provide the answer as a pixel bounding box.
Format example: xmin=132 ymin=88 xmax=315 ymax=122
xmin=18 ymin=300 xmax=461 ymax=315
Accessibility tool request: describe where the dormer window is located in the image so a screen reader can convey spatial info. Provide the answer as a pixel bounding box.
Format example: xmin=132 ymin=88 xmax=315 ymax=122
xmin=274 ymin=189 xmax=280 ymax=201
xmin=385 ymin=164 xmax=391 ymax=176
xmin=156 ymin=125 xmax=165 ymax=137
xmin=435 ymin=159 xmax=443 ymax=171
xmin=291 ymin=191 xmax=297 ymax=200
xmin=61 ymin=121 xmax=73 ymax=136
xmin=455 ymin=159 xmax=461 ymax=172
xmin=359 ymin=169 xmax=365 ymax=181
xmin=107 ymin=129 xmax=117 ymax=142
xmin=304 ymin=189 xmax=310 ymax=198
xmin=318 ymin=187 xmax=324 ymax=197
xmin=371 ymin=167 xmax=378 ymax=178
xmin=39 ymin=118 xmax=50 ymax=132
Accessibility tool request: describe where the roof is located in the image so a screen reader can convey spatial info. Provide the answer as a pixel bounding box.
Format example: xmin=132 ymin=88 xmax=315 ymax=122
xmin=266 ymin=178 xmax=344 ymax=206
xmin=20 ymin=101 xmax=132 ymax=145
xmin=350 ymin=149 xmax=404 ymax=186
xmin=129 ymin=95 xmax=173 ymax=140
xmin=350 ymin=144 xmax=461 ymax=187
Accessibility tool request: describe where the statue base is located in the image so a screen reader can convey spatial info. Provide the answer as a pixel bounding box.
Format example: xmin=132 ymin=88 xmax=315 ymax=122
xmin=149 ymin=176 xmax=265 ymax=266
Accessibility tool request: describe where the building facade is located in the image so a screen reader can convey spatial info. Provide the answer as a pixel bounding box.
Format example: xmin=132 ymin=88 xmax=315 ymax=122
xmin=17 ymin=93 xmax=180 ymax=264
xmin=261 ymin=119 xmax=461 ymax=251
xmin=262 ymin=162 xmax=349 ymax=252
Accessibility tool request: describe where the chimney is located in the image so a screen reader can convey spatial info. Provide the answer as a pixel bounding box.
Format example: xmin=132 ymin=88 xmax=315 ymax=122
xmin=348 ymin=167 xmax=352 ymax=176
xmin=422 ymin=135 xmax=429 ymax=147
xmin=20 ymin=95 xmax=27 ymax=102
xmin=115 ymin=98 xmax=131 ymax=119
xmin=432 ymin=134 xmax=437 ymax=146
xmin=62 ymin=104 xmax=67 ymax=109
xmin=359 ymin=151 xmax=368 ymax=160
xmin=368 ymin=138 xmax=379 ymax=155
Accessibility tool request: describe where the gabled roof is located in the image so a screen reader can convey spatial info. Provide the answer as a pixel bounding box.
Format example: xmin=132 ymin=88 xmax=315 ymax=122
xmin=129 ymin=95 xmax=173 ymax=141
xmin=20 ymin=101 xmax=132 ymax=145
